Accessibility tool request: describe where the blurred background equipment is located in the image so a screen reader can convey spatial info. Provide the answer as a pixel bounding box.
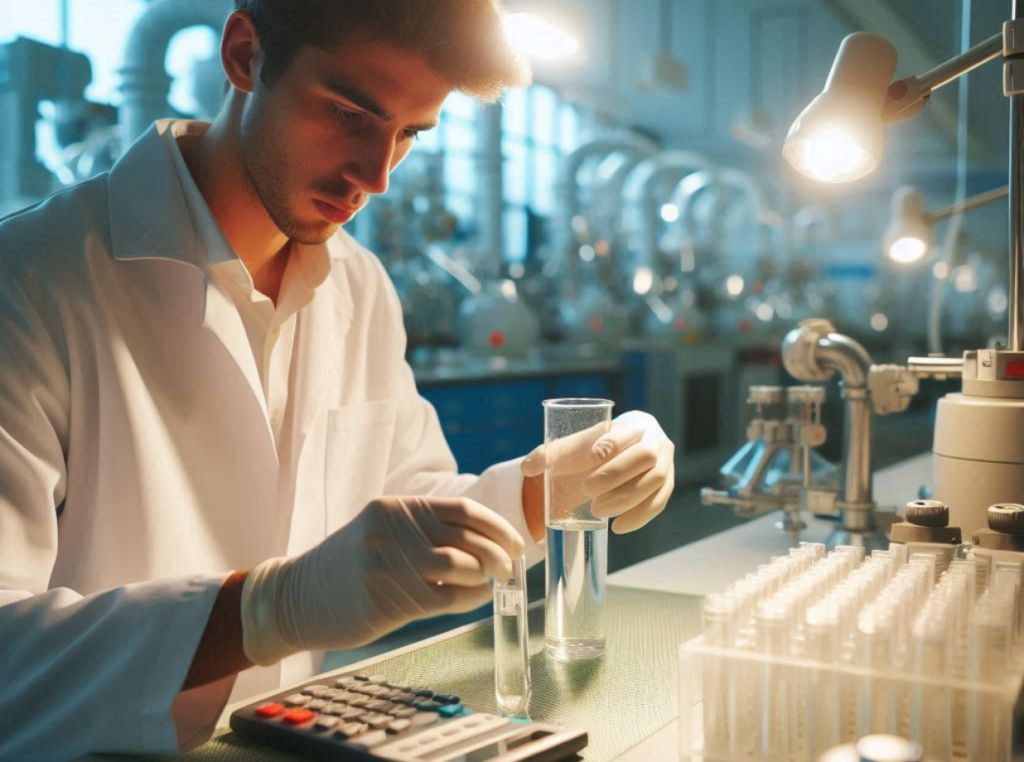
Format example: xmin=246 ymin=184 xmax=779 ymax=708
xmin=2 ymin=0 xmax=1018 ymax=578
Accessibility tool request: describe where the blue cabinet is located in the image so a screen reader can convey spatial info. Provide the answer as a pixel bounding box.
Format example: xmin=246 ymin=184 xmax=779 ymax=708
xmin=418 ymin=369 xmax=635 ymax=474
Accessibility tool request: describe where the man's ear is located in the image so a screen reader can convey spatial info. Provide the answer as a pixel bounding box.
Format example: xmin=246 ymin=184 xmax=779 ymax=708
xmin=221 ymin=10 xmax=262 ymax=93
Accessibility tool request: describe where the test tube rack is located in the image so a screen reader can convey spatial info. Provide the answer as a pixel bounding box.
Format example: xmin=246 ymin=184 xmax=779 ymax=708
xmin=678 ymin=543 xmax=1024 ymax=762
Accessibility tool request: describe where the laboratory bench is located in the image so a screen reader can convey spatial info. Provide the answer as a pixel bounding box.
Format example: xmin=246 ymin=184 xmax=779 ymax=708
xmin=180 ymin=452 xmax=933 ymax=762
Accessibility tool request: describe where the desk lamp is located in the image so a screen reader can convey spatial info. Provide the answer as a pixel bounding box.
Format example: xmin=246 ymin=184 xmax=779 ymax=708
xmin=883 ymin=184 xmax=1008 ymax=264
xmin=783 ymin=12 xmax=1024 ymax=536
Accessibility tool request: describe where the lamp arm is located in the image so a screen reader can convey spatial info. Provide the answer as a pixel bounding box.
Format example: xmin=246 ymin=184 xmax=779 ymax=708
xmin=882 ymin=31 xmax=1004 ymax=123
xmin=926 ymin=185 xmax=1010 ymax=223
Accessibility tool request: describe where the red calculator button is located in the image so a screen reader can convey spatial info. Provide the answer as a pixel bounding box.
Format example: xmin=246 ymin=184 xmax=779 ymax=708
xmin=256 ymin=703 xmax=285 ymax=718
xmin=283 ymin=708 xmax=316 ymax=725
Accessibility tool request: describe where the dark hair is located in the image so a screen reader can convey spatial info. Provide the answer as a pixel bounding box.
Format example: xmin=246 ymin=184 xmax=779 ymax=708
xmin=233 ymin=0 xmax=532 ymax=101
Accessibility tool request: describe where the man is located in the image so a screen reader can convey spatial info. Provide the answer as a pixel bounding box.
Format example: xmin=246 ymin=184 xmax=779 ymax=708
xmin=0 ymin=1 xmax=675 ymax=759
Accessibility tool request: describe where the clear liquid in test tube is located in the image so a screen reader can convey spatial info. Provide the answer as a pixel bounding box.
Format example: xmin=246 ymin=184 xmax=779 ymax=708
xmin=493 ymin=556 xmax=531 ymax=718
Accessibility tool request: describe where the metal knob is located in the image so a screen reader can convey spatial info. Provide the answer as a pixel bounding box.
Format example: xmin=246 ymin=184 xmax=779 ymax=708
xmin=987 ymin=503 xmax=1024 ymax=534
xmin=904 ymin=500 xmax=949 ymax=528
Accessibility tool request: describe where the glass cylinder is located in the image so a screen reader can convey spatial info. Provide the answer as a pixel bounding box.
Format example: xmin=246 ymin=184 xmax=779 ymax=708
xmin=542 ymin=398 xmax=613 ymax=662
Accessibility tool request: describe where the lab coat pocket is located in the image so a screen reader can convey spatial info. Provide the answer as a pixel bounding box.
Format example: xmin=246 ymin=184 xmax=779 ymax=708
xmin=325 ymin=399 xmax=398 ymax=533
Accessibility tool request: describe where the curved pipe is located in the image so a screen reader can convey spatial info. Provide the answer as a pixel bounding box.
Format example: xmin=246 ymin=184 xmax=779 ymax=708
xmin=552 ymin=134 xmax=659 ymax=265
xmin=622 ymin=151 xmax=713 ymax=271
xmin=671 ymin=167 xmax=771 ymax=245
xmin=119 ymin=0 xmax=233 ymax=143
xmin=814 ymin=334 xmax=872 ymax=389
xmin=782 ymin=321 xmax=874 ymax=508
xmin=591 ymin=151 xmax=660 ymax=234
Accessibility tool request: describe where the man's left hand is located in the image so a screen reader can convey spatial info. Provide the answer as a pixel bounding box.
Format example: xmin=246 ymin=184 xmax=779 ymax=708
xmin=521 ymin=411 xmax=675 ymax=534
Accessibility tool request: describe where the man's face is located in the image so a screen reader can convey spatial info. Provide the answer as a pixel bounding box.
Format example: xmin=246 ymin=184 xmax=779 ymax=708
xmin=237 ymin=37 xmax=451 ymax=245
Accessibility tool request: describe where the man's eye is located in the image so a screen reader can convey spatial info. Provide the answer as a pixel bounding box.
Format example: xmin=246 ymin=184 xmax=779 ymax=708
xmin=403 ymin=129 xmax=420 ymax=141
xmin=332 ymin=105 xmax=362 ymax=122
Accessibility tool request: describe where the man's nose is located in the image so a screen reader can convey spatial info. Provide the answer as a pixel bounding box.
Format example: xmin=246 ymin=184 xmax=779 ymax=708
xmin=344 ymin=138 xmax=394 ymax=196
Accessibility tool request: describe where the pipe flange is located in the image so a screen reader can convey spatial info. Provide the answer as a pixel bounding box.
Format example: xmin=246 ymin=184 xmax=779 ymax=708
xmin=904 ymin=499 xmax=949 ymax=527
xmin=988 ymin=503 xmax=1024 ymax=534
xmin=782 ymin=318 xmax=837 ymax=382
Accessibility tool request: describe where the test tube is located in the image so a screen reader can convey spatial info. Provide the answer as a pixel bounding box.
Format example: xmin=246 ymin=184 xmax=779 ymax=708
xmin=805 ymin=603 xmax=842 ymax=757
xmin=911 ymin=607 xmax=952 ymax=759
xmin=969 ymin=594 xmax=1014 ymax=762
xmin=701 ymin=594 xmax=737 ymax=754
xmin=493 ymin=555 xmax=531 ymax=718
xmin=857 ymin=606 xmax=897 ymax=735
xmin=755 ymin=599 xmax=791 ymax=758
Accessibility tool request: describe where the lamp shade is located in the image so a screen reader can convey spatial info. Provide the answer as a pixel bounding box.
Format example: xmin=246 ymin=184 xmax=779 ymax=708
xmin=883 ymin=185 xmax=932 ymax=263
xmin=783 ymin=33 xmax=898 ymax=183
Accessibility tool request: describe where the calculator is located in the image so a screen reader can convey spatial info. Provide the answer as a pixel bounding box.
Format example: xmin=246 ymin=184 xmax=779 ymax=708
xmin=229 ymin=672 xmax=588 ymax=762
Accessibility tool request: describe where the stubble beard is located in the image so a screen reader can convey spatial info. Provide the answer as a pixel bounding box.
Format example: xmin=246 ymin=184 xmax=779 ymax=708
xmin=237 ymin=93 xmax=338 ymax=246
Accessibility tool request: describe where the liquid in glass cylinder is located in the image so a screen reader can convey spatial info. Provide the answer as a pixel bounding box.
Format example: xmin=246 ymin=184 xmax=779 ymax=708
xmin=545 ymin=522 xmax=608 ymax=661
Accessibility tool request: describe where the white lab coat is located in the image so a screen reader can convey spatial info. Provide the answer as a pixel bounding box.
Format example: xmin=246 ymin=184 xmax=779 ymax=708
xmin=0 ymin=121 xmax=544 ymax=761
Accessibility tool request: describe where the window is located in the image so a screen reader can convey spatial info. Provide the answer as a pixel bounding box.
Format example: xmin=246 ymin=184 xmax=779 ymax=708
xmin=501 ymin=84 xmax=583 ymax=264
xmin=1 ymin=0 xmax=62 ymax=46
xmin=437 ymin=91 xmax=479 ymax=240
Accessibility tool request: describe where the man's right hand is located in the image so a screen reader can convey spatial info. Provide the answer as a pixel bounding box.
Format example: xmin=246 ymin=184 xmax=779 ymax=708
xmin=240 ymin=496 xmax=526 ymax=666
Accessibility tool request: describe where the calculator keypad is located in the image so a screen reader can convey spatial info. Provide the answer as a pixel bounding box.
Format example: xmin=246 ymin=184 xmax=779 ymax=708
xmin=250 ymin=674 xmax=473 ymax=754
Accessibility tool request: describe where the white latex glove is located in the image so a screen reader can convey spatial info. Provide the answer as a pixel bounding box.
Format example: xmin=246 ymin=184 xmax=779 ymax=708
xmin=241 ymin=496 xmax=525 ymax=666
xmin=521 ymin=410 xmax=675 ymax=534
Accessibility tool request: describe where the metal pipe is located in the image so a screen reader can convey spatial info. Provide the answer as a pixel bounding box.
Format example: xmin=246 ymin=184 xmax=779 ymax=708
xmin=670 ymin=167 xmax=773 ymax=262
xmin=623 ymin=151 xmax=713 ymax=273
xmin=915 ymin=32 xmax=1004 ymax=96
xmin=783 ymin=322 xmax=875 ymax=515
xmin=1010 ymin=5 xmax=1024 ymax=350
xmin=815 ymin=334 xmax=872 ymax=389
xmin=814 ymin=335 xmax=874 ymax=507
xmin=906 ymin=356 xmax=965 ymax=376
xmin=927 ymin=185 xmax=1009 ymax=222
xmin=552 ymin=134 xmax=659 ymax=269
xmin=119 ymin=0 xmax=233 ymax=143
xmin=840 ymin=390 xmax=873 ymax=507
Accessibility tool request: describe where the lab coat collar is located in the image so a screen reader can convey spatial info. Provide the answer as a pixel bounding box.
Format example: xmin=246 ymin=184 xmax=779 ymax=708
xmin=108 ymin=119 xmax=354 ymax=270
xmin=108 ymin=120 xmax=204 ymax=270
